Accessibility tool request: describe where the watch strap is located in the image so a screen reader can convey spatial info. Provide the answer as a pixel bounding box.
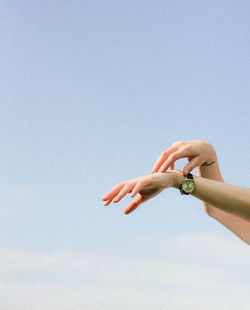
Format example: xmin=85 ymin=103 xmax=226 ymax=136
xmin=186 ymin=173 xmax=193 ymax=180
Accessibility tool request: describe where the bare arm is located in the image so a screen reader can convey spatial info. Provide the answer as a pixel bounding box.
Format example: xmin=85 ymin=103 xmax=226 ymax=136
xmin=196 ymin=151 xmax=250 ymax=244
xmin=190 ymin=177 xmax=250 ymax=220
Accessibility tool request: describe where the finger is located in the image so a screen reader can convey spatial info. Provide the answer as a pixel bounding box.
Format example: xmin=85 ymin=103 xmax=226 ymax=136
xmin=170 ymin=163 xmax=174 ymax=170
xmin=159 ymin=150 xmax=186 ymax=172
xmin=183 ymin=156 xmax=201 ymax=176
xmin=124 ymin=195 xmax=144 ymax=215
xmin=102 ymin=183 xmax=125 ymax=201
xmin=130 ymin=180 xmax=148 ymax=198
xmin=112 ymin=183 xmax=134 ymax=203
xmin=151 ymin=146 xmax=176 ymax=173
xmin=103 ymin=198 xmax=113 ymax=206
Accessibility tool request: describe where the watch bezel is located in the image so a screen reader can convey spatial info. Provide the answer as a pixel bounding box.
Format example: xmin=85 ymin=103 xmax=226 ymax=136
xmin=180 ymin=173 xmax=195 ymax=195
xmin=182 ymin=179 xmax=195 ymax=193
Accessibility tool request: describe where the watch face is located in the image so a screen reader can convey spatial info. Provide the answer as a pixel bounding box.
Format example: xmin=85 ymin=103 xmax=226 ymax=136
xmin=182 ymin=180 xmax=195 ymax=193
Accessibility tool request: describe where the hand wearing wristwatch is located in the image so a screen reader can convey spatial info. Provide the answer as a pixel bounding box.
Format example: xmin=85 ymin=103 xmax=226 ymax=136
xmin=180 ymin=173 xmax=195 ymax=195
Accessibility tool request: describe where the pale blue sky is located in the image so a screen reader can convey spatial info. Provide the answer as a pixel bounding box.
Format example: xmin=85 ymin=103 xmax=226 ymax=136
xmin=0 ymin=1 xmax=249 ymax=309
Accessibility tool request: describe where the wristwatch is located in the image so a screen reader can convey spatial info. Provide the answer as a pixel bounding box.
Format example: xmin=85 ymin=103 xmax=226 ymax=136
xmin=180 ymin=173 xmax=195 ymax=195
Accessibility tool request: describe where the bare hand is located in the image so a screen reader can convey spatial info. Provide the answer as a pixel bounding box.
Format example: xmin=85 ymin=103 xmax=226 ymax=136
xmin=101 ymin=171 xmax=180 ymax=214
xmin=151 ymin=140 xmax=216 ymax=176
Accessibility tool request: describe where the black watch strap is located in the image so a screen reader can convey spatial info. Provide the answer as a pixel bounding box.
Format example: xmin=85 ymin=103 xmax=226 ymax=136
xmin=186 ymin=173 xmax=193 ymax=180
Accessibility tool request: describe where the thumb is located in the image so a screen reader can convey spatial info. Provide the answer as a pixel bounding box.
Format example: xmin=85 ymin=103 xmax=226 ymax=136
xmin=183 ymin=156 xmax=201 ymax=176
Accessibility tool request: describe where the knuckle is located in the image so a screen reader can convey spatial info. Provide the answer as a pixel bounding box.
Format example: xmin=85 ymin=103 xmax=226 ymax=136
xmin=170 ymin=153 xmax=178 ymax=160
xmin=138 ymin=180 xmax=145 ymax=186
xmin=162 ymin=150 xmax=169 ymax=156
xmin=171 ymin=141 xmax=180 ymax=147
xmin=181 ymin=146 xmax=190 ymax=154
xmin=124 ymin=184 xmax=131 ymax=190
xmin=182 ymin=145 xmax=190 ymax=151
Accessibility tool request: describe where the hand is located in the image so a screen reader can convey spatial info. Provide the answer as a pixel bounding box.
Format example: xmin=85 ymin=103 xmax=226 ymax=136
xmin=101 ymin=170 xmax=182 ymax=215
xmin=151 ymin=140 xmax=216 ymax=176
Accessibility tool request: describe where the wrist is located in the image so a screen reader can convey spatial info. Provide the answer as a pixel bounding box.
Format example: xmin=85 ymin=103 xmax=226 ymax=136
xmin=169 ymin=170 xmax=185 ymax=189
xmin=205 ymin=143 xmax=217 ymax=161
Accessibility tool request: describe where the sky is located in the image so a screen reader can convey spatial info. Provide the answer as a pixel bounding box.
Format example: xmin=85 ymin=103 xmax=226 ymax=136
xmin=0 ymin=0 xmax=250 ymax=309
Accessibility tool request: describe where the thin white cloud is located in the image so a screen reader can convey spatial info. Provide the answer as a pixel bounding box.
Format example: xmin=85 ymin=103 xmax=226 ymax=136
xmin=0 ymin=233 xmax=249 ymax=310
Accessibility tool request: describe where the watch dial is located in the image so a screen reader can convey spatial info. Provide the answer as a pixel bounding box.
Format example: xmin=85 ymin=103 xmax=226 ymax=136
xmin=183 ymin=180 xmax=194 ymax=192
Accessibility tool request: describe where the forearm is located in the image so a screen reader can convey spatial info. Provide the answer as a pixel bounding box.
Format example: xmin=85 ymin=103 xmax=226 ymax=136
xmin=173 ymin=171 xmax=250 ymax=244
xmin=191 ymin=177 xmax=250 ymax=221
xmin=196 ymin=148 xmax=250 ymax=244
xmin=196 ymin=148 xmax=223 ymax=214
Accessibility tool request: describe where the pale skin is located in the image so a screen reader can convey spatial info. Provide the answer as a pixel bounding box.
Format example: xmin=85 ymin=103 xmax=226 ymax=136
xmin=102 ymin=140 xmax=250 ymax=245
